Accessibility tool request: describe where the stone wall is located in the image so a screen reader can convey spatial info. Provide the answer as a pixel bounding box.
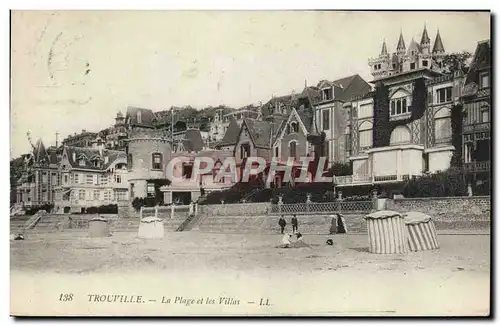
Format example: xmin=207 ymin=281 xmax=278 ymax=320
xmin=198 ymin=202 xmax=271 ymax=216
xmin=386 ymin=196 xmax=490 ymax=229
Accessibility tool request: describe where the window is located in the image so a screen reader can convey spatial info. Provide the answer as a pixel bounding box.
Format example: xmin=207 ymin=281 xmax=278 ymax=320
xmin=86 ymin=174 xmax=93 ymax=184
xmin=115 ymin=174 xmax=122 ymax=183
xmin=359 ymin=130 xmax=372 ymax=149
xmin=289 ymin=141 xmax=297 ymax=160
xmin=103 ymin=190 xmax=112 ymax=201
xmin=152 ymin=153 xmax=162 ymax=170
xmin=182 ymin=164 xmax=193 ymax=179
xmin=289 ymin=122 xmax=299 ymax=133
xmin=434 ymin=118 xmax=452 ymax=142
xmin=130 ymin=183 xmax=134 ymax=199
xmin=345 ymin=134 xmax=352 ymax=157
xmin=410 ymin=62 xmax=416 ymax=70
xmin=93 ymin=190 xmax=100 ymax=200
xmin=322 ymin=109 xmax=330 ymax=130
xmin=390 ymin=97 xmax=411 ymax=116
xmin=390 ymin=126 xmax=411 ymax=145
xmin=422 ymin=60 xmax=428 ymax=67
xmin=74 ymin=173 xmax=79 ymax=184
xmin=79 ymin=190 xmax=85 ymax=200
xmin=137 ymin=111 xmax=142 ymax=124
xmin=147 ymin=183 xmax=155 ymax=198
xmin=437 ymin=87 xmax=452 ymax=103
xmin=42 ymin=172 xmax=48 ymax=183
xmin=481 ymin=108 xmax=489 ymax=123
xmin=51 ymin=173 xmax=58 ymax=186
xmin=274 ymin=147 xmax=279 ymax=157
xmin=324 ymin=141 xmax=330 ymax=159
xmin=480 ymin=72 xmax=489 ymax=89
xmin=115 ymin=189 xmax=127 ymax=201
xmin=359 ymin=122 xmax=373 ymax=149
xmin=100 ymin=175 xmax=109 ymax=185
xmin=322 ymin=88 xmax=333 ymax=101
xmin=64 ymin=175 xmax=68 ymax=184
xmin=127 ymin=154 xmax=133 ymax=169
xmin=358 ymin=104 xmax=373 ymax=119
xmin=240 ymin=143 xmax=251 ymax=159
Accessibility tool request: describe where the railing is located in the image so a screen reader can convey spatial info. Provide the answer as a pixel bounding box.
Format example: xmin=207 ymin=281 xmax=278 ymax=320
xmin=334 ymin=175 xmax=372 ymax=185
xmin=269 ymin=201 xmax=373 ymax=215
xmin=140 ymin=204 xmax=192 ymax=219
xmin=463 ymin=122 xmax=490 ymax=133
xmin=335 ymin=174 xmax=411 ymax=185
xmin=463 ymin=161 xmax=491 ymax=172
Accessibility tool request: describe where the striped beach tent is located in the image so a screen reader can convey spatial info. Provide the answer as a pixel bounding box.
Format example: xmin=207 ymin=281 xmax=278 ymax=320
xmin=364 ymin=210 xmax=408 ymax=254
xmin=403 ymin=212 xmax=440 ymax=252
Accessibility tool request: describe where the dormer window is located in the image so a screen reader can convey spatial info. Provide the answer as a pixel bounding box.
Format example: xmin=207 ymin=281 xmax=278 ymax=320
xmin=79 ymin=159 xmax=85 ymax=167
xmin=288 ymin=122 xmax=298 ymax=134
xmin=479 ymin=72 xmax=489 ymax=89
xmin=137 ymin=111 xmax=142 ymax=124
xmin=422 ymin=60 xmax=428 ymax=67
xmin=410 ymin=62 xmax=416 ymax=70
xmin=322 ymin=88 xmax=333 ymax=101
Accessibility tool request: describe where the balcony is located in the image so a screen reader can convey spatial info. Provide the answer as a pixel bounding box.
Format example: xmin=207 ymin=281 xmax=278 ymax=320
xmin=463 ymin=122 xmax=490 ymax=133
xmin=463 ymin=161 xmax=491 ymax=173
xmin=334 ymin=173 xmax=411 ymax=186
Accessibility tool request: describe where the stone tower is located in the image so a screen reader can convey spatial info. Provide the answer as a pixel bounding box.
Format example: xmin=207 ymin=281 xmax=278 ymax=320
xmin=126 ymin=128 xmax=171 ymax=200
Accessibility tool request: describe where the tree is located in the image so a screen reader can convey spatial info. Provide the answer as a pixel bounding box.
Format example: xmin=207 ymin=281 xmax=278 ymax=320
xmin=10 ymin=157 xmax=24 ymax=204
xmin=442 ymin=51 xmax=472 ymax=74
xmin=329 ymin=161 xmax=352 ymax=177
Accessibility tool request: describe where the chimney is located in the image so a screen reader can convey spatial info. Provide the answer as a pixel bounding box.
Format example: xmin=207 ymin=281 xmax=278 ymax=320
xmin=104 ymin=156 xmax=109 ymax=164
xmin=72 ymin=152 xmax=76 ymax=162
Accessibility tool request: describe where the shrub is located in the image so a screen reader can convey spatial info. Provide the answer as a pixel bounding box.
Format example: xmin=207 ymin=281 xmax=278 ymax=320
xmin=403 ymin=168 xmax=468 ymax=198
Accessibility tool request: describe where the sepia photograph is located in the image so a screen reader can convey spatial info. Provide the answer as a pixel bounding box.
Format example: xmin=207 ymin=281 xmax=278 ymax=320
xmin=9 ymin=9 xmax=491 ymax=316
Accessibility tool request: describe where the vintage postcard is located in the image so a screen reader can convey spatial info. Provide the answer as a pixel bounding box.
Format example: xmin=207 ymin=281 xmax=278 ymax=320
xmin=10 ymin=10 xmax=491 ymax=316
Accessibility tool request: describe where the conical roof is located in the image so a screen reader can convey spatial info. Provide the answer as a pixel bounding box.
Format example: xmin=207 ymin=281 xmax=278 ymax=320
xmin=396 ymin=31 xmax=406 ymax=52
xmin=407 ymin=38 xmax=421 ymax=55
xmin=33 ymin=139 xmax=47 ymax=163
xmin=380 ymin=39 xmax=388 ymax=56
xmin=420 ymin=24 xmax=431 ymax=45
xmin=432 ymin=29 xmax=445 ymax=53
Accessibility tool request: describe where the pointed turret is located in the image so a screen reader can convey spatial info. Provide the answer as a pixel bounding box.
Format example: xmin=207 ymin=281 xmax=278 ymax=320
xmin=420 ymin=24 xmax=431 ymax=46
xmin=432 ymin=29 xmax=445 ymax=53
xmin=407 ymin=37 xmax=421 ymax=56
xmin=380 ymin=39 xmax=388 ymax=56
xmin=33 ymin=139 xmax=48 ymax=163
xmin=396 ymin=31 xmax=406 ymax=54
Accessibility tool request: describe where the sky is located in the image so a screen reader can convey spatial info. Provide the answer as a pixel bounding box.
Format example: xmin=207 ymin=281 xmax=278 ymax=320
xmin=10 ymin=10 xmax=490 ymax=158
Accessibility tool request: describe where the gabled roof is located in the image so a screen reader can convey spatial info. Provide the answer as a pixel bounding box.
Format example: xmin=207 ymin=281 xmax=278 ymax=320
xmin=216 ymin=116 xmax=241 ymax=147
xmin=64 ymin=146 xmax=126 ymax=171
xmin=242 ymin=118 xmax=273 ymax=149
xmin=330 ymin=74 xmax=372 ymax=102
xmin=465 ymin=40 xmax=491 ymax=86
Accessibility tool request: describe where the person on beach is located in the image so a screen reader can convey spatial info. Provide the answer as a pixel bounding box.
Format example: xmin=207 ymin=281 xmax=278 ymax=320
xmin=281 ymin=233 xmax=292 ymax=248
xmin=336 ymin=213 xmax=347 ymax=234
xmin=291 ymin=215 xmax=298 ymax=233
xmin=329 ymin=215 xmax=337 ymax=234
xmin=278 ymin=216 xmax=287 ymax=234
